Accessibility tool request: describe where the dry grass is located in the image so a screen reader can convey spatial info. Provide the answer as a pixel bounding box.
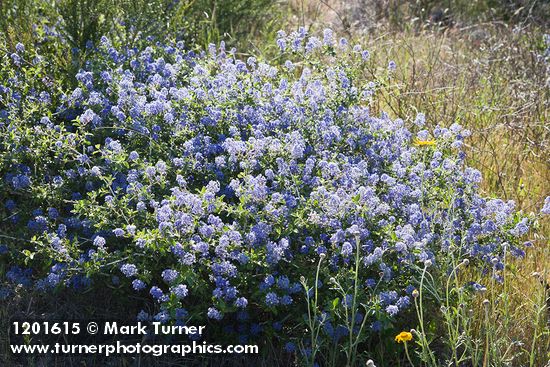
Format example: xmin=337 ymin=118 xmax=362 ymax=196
xmin=367 ymin=27 xmax=549 ymax=367
xmin=284 ymin=1 xmax=549 ymax=364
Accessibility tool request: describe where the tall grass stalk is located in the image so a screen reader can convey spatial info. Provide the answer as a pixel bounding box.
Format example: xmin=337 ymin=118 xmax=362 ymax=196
xmin=414 ymin=262 xmax=438 ymax=366
xmin=301 ymin=253 xmax=327 ymax=367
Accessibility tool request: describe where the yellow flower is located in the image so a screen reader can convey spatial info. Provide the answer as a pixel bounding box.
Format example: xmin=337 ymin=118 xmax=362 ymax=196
xmin=395 ymin=331 xmax=413 ymax=343
xmin=413 ymin=138 xmax=436 ymax=147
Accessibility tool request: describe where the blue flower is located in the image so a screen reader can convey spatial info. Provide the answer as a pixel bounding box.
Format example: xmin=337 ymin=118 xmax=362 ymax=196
xmin=341 ymin=242 xmax=353 ymax=257
xmin=154 ymin=310 xmax=170 ymax=323
xmin=397 ymin=296 xmax=410 ymax=309
xmin=150 ymin=286 xmax=163 ymax=300
xmin=93 ymin=236 xmax=106 ymax=247
xmin=132 ymin=279 xmax=146 ymax=291
xmin=80 ymin=109 xmax=99 ymax=125
xmin=171 ymin=284 xmax=188 ymax=299
xmin=414 ymin=113 xmax=426 ymax=127
xmin=175 ymin=308 xmax=188 ymax=319
xmin=284 ymin=342 xmax=296 ymax=353
xmin=233 ymin=297 xmax=247 ymax=308
xmin=277 ymin=276 xmax=290 ymax=290
xmin=137 ymin=310 xmax=150 ymax=321
xmin=379 ymin=291 xmax=398 ymax=306
xmin=265 ymin=292 xmax=279 ymax=306
xmin=323 ymin=28 xmax=333 ymax=46
xmin=541 ymin=196 xmax=550 ymax=214
xmin=128 ymin=150 xmax=139 ymax=161
xmin=207 ymin=307 xmax=223 ymax=320
xmin=510 ymin=218 xmax=529 ymax=237
xmin=10 ymin=53 xmax=21 ymax=66
xmin=281 ymin=295 xmax=293 ymax=305
xmin=161 ymin=269 xmax=179 ymax=283
xmin=4 ymin=200 xmax=16 ymax=211
xmin=120 ymin=263 xmax=137 ymax=277
xmin=15 ymin=42 xmax=25 ymax=53
xmin=385 ymin=305 xmax=399 ymax=316
xmin=11 ymin=174 xmax=31 ymax=189
xmin=90 ymin=166 xmax=101 ymax=177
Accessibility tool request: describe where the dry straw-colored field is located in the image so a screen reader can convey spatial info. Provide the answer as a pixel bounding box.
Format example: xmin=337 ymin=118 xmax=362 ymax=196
xmin=285 ymin=1 xmax=549 ymax=364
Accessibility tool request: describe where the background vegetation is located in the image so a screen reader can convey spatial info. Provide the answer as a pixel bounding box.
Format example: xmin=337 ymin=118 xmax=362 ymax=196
xmin=0 ymin=0 xmax=548 ymax=366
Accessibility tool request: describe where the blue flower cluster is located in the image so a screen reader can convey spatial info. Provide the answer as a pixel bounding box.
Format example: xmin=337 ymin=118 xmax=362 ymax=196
xmin=0 ymin=28 xmax=546 ymax=345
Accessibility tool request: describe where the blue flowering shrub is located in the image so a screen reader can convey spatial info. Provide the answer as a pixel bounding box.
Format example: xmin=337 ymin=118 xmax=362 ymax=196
xmin=1 ymin=29 xmax=546 ymax=364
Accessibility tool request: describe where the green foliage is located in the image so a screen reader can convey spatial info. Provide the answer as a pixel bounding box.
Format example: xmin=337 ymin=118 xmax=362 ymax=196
xmin=187 ymin=0 xmax=281 ymax=47
xmin=1 ymin=0 xmax=281 ymax=51
xmin=0 ymin=0 xmax=43 ymax=47
xmin=55 ymin=0 xmax=113 ymax=49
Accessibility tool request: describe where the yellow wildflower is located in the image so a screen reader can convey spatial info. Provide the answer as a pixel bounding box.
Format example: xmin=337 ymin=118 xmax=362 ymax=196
xmin=413 ymin=138 xmax=436 ymax=147
xmin=395 ymin=331 xmax=413 ymax=343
